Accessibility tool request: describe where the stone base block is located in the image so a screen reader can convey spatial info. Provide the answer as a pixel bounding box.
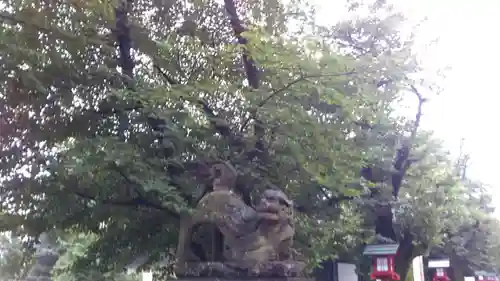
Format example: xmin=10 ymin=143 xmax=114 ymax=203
xmin=175 ymin=261 xmax=308 ymax=279
xmin=175 ymin=278 xmax=312 ymax=281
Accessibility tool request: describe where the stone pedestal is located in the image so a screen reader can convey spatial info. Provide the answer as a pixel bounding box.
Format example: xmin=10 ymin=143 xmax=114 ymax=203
xmin=175 ymin=261 xmax=310 ymax=281
xmin=177 ymin=278 xmax=313 ymax=281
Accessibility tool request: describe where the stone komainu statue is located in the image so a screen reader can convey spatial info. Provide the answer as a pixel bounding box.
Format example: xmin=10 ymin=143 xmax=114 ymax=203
xmin=175 ymin=162 xmax=300 ymax=277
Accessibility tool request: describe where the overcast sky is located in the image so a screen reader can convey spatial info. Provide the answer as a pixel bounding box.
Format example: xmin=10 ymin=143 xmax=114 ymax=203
xmin=314 ymin=0 xmax=500 ymax=211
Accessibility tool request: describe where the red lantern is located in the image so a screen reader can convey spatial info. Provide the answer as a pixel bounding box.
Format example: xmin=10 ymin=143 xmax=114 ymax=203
xmin=475 ymin=271 xmax=485 ymax=281
xmin=363 ymin=244 xmax=400 ymax=281
xmin=484 ymin=273 xmax=497 ymax=281
xmin=429 ymin=259 xmax=451 ymax=281
xmin=432 ymin=268 xmax=450 ymax=281
xmin=475 ymin=271 xmax=497 ymax=281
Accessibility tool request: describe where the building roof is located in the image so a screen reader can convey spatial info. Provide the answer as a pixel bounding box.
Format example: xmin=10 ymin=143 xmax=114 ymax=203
xmin=428 ymin=259 xmax=450 ymax=268
xmin=362 ymin=244 xmax=399 ymax=256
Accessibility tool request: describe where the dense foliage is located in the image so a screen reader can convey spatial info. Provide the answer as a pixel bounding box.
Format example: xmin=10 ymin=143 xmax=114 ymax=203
xmin=0 ymin=0 xmax=499 ymax=280
xmin=0 ymin=233 xmax=33 ymax=281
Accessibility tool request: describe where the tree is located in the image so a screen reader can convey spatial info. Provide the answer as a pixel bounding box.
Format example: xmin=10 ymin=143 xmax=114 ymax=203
xmin=53 ymin=232 xmax=141 ymax=281
xmin=430 ymin=176 xmax=500 ymax=275
xmin=311 ymin=1 xmax=433 ymax=278
xmin=0 ymin=0 xmax=379 ymax=269
xmin=0 ymin=233 xmax=33 ymax=281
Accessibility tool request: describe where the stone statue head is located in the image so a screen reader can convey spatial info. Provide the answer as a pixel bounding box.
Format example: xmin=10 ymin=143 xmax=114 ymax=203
xmin=255 ymin=189 xmax=293 ymax=223
xmin=211 ymin=161 xmax=238 ymax=191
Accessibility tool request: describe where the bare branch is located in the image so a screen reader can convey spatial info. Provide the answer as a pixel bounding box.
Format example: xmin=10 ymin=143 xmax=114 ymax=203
xmin=153 ymin=64 xmax=179 ymax=85
xmin=408 ymin=84 xmax=427 ymax=142
xmin=223 ymin=0 xmax=259 ymax=88
xmin=240 ymin=71 xmax=356 ymax=132
xmin=259 ymin=71 xmax=357 ymax=108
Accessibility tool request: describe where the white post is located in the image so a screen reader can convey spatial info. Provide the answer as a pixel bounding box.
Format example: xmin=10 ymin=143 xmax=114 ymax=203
xmin=142 ymin=271 xmax=153 ymax=281
xmin=412 ymin=256 xmax=425 ymax=281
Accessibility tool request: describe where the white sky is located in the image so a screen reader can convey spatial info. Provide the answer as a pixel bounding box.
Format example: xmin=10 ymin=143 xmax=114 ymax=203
xmin=314 ymin=0 xmax=500 ymax=210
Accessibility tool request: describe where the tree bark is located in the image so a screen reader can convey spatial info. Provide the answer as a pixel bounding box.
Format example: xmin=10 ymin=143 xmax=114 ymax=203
xmin=395 ymin=231 xmax=415 ymax=281
xmin=367 ymin=86 xmax=426 ymax=281
xmin=115 ymin=0 xmax=134 ymax=140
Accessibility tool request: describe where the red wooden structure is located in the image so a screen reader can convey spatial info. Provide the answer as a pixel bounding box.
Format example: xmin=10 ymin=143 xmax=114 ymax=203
xmin=474 ymin=271 xmax=498 ymax=281
xmin=363 ymin=244 xmax=400 ymax=281
xmin=482 ymin=272 xmax=498 ymax=281
xmin=432 ymin=267 xmax=450 ymax=281
xmin=428 ymin=258 xmax=451 ymax=281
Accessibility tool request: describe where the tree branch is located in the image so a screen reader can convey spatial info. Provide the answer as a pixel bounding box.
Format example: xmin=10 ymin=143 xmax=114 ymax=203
xmin=389 ymin=84 xmax=427 ymax=197
xmin=223 ymin=0 xmax=270 ymax=168
xmin=114 ymin=0 xmax=135 ymax=140
xmin=223 ymin=0 xmax=259 ymax=88
xmin=153 ymin=64 xmax=232 ymax=137
xmin=408 ymin=84 xmax=426 ymax=142
xmin=353 ymin=81 xmax=428 ymax=244
xmin=153 ymin=64 xmax=179 ymax=85
xmin=0 ymin=12 xmax=111 ymax=46
xmin=68 ymin=165 xmax=181 ymax=219
xmin=258 ymin=71 xmax=356 ymax=108
xmin=115 ymin=0 xmax=134 ymax=82
xmin=73 ymin=190 xmax=180 ymax=219
xmin=240 ymin=71 xmax=356 ymax=132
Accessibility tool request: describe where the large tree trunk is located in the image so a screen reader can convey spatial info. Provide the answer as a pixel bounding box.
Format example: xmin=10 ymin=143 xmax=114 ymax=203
xmin=395 ymin=233 xmax=415 ymax=281
xmin=374 ymin=206 xmax=415 ymax=281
